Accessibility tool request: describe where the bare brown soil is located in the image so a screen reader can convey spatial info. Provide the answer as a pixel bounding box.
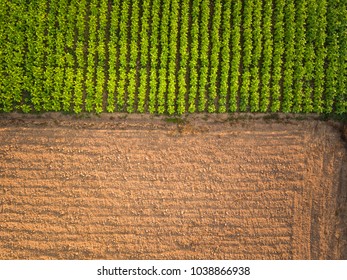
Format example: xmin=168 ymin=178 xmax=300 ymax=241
xmin=0 ymin=113 xmax=346 ymax=260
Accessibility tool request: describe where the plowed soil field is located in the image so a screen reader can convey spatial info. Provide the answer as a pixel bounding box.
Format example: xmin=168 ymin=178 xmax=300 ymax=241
xmin=0 ymin=113 xmax=346 ymax=259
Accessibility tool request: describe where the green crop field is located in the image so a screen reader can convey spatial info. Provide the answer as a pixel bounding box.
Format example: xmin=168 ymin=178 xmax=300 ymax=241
xmin=0 ymin=0 xmax=346 ymax=114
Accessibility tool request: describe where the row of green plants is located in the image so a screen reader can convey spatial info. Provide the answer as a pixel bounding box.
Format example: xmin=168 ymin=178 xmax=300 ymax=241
xmin=63 ymin=0 xmax=77 ymax=113
xmin=137 ymin=0 xmax=151 ymax=113
xmin=240 ymin=0 xmax=253 ymax=112
xmin=106 ymin=0 xmax=119 ymax=113
xmin=0 ymin=0 xmax=346 ymax=114
xmin=177 ymin=0 xmax=189 ymax=115
xmin=292 ymin=0 xmax=306 ymax=113
xmin=249 ymin=0 xmax=262 ymax=112
xmin=336 ymin=0 xmax=347 ymax=113
xmin=260 ymin=0 xmax=273 ymax=112
xmin=271 ymin=0 xmax=285 ymax=112
xmin=188 ymin=0 xmax=200 ymax=113
xmin=326 ymin=0 xmax=341 ymax=113
xmin=53 ymin=0 xmax=67 ymax=112
xmin=157 ymin=0 xmax=171 ymax=114
xmin=218 ymin=0 xmax=231 ymax=113
xmin=208 ymin=0 xmax=222 ymax=113
xmin=94 ymin=0 xmax=108 ymax=114
xmin=229 ymin=0 xmax=242 ymax=112
xmin=30 ymin=0 xmax=46 ymax=112
xmin=281 ymin=0 xmax=295 ymax=112
xmin=198 ymin=0 xmax=210 ymax=112
xmin=167 ymin=0 xmax=179 ymax=115
xmin=302 ymin=0 xmax=317 ymax=113
xmin=73 ymin=1 xmax=87 ymax=114
xmin=148 ymin=0 xmax=160 ymax=114
xmin=116 ymin=0 xmax=129 ymax=111
xmin=126 ymin=0 xmax=140 ymax=113
xmin=314 ymin=0 xmax=327 ymax=113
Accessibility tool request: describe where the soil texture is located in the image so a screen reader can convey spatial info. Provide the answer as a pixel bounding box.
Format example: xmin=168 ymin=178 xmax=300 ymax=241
xmin=0 ymin=113 xmax=346 ymax=259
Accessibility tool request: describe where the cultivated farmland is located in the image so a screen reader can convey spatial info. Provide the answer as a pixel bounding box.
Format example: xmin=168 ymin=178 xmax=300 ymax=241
xmin=1 ymin=0 xmax=347 ymax=260
xmin=0 ymin=0 xmax=346 ymax=114
xmin=0 ymin=114 xmax=346 ymax=259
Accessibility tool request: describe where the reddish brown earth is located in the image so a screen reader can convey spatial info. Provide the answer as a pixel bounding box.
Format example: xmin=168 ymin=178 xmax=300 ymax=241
xmin=0 ymin=113 xmax=346 ymax=259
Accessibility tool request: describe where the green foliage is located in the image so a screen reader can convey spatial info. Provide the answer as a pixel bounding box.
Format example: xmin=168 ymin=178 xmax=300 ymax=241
xmin=148 ymin=0 xmax=160 ymax=114
xmin=157 ymin=0 xmax=171 ymax=114
xmin=335 ymin=0 xmax=347 ymax=114
xmin=271 ymin=0 xmax=285 ymax=112
xmin=292 ymin=0 xmax=306 ymax=113
xmin=94 ymin=0 xmax=108 ymax=114
xmin=282 ymin=0 xmax=295 ymax=113
xmin=249 ymin=0 xmax=262 ymax=112
xmin=85 ymin=0 xmax=98 ymax=113
xmin=188 ymin=0 xmax=200 ymax=113
xmin=167 ymin=0 xmax=179 ymax=115
xmin=260 ymin=0 xmax=273 ymax=112
xmin=43 ymin=0 xmax=59 ymax=111
xmin=126 ymin=0 xmax=140 ymax=113
xmin=73 ymin=0 xmax=87 ymax=114
xmin=198 ymin=0 xmax=210 ymax=112
xmin=229 ymin=0 xmax=242 ymax=112
xmin=116 ymin=0 xmax=130 ymax=111
xmin=313 ymin=0 xmax=327 ymax=113
xmin=30 ymin=0 xmax=46 ymax=112
xmin=137 ymin=0 xmax=151 ymax=113
xmin=177 ymin=0 xmax=189 ymax=115
xmin=62 ymin=0 xmax=77 ymax=113
xmin=208 ymin=0 xmax=222 ymax=113
xmin=327 ymin=0 xmax=347 ymax=115
xmin=106 ymin=0 xmax=120 ymax=113
xmin=0 ymin=0 xmax=346 ymax=115
xmin=218 ymin=0 xmax=232 ymax=113
xmin=302 ymin=0 xmax=317 ymax=113
xmin=240 ymin=0 xmax=253 ymax=112
xmin=53 ymin=0 xmax=69 ymax=112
